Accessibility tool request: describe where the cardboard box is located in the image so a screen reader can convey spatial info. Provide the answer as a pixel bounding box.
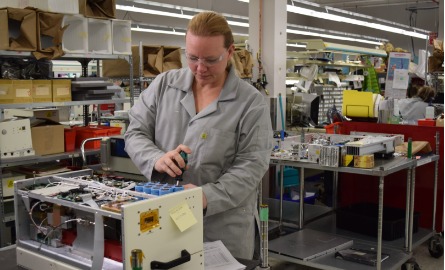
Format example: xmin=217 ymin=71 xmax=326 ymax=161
xmin=31 ymin=118 xmax=64 ymax=155
xmin=33 ymin=0 xmax=79 ymax=15
xmin=102 ymin=45 xmax=182 ymax=77
xmin=88 ymin=18 xmax=112 ymax=54
xmin=79 ymin=0 xmax=115 ymax=19
xmin=0 ymin=80 xmax=32 ymax=104
xmin=0 ymin=80 xmax=14 ymax=104
xmin=35 ymin=11 xmax=65 ymax=60
xmin=32 ymin=80 xmax=52 ymax=103
xmin=0 ymin=8 xmax=37 ymax=51
xmin=12 ymin=80 xmax=33 ymax=103
xmin=62 ymin=14 xmax=88 ymax=54
xmin=52 ymin=79 xmax=72 ymax=102
xmin=2 ymin=171 xmax=26 ymax=197
xmin=354 ymin=155 xmax=375 ymax=169
xmin=4 ymin=108 xmax=60 ymax=122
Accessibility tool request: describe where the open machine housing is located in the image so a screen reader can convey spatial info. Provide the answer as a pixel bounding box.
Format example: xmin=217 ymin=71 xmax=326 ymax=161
xmin=14 ymin=170 xmax=204 ymax=270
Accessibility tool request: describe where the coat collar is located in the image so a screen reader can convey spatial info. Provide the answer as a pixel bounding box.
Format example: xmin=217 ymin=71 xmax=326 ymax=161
xmin=169 ymin=65 xmax=239 ymax=102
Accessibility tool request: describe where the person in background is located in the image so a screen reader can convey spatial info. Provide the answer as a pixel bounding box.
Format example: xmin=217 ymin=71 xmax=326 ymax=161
xmin=398 ymin=85 xmax=436 ymax=123
xmin=124 ymin=11 xmax=273 ymax=260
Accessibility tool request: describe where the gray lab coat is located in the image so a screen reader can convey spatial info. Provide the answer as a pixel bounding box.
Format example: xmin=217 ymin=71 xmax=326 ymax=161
xmin=398 ymin=97 xmax=428 ymax=123
xmin=124 ymin=66 xmax=273 ymax=259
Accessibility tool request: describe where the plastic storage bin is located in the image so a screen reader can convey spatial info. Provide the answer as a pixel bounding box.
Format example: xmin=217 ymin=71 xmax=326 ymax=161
xmin=64 ymin=128 xmax=76 ymax=152
xmin=74 ymin=126 xmax=122 ymax=149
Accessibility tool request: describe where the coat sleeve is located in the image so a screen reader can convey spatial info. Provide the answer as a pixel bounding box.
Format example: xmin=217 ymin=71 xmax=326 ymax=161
xmin=124 ymin=76 xmax=166 ymax=180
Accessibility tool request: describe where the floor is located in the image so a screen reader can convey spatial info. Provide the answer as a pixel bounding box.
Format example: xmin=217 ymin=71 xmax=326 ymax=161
xmin=267 ymin=237 xmax=444 ymax=270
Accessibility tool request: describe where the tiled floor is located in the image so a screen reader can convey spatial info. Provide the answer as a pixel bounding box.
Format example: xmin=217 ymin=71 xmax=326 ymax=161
xmin=267 ymin=237 xmax=444 ymax=270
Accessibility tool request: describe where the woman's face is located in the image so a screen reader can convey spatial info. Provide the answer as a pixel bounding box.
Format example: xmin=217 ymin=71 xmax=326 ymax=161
xmin=185 ymin=32 xmax=233 ymax=85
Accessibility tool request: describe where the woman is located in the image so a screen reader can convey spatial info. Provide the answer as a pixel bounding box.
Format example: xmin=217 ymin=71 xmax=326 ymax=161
xmin=398 ymin=85 xmax=436 ymax=123
xmin=124 ymin=11 xmax=273 ymax=259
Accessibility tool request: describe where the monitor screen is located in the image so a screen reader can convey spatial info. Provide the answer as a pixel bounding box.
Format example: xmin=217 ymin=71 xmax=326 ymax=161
xmin=291 ymin=93 xmax=320 ymax=126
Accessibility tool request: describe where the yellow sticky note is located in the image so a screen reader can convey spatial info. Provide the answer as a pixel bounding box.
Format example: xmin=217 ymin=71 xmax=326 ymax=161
xmin=169 ymin=201 xmax=197 ymax=232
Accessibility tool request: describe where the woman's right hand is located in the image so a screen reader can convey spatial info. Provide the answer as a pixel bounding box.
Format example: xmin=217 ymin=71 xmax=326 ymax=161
xmin=154 ymin=144 xmax=192 ymax=177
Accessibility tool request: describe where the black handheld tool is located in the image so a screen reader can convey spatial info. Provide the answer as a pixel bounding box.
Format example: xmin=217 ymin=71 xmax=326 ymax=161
xmin=175 ymin=151 xmax=188 ymax=186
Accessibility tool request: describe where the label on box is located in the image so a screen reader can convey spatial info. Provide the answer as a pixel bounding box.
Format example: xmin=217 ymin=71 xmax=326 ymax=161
xmin=16 ymin=88 xmax=31 ymax=97
xmin=0 ymin=88 xmax=7 ymax=95
xmin=57 ymin=87 xmax=70 ymax=95
xmin=36 ymin=87 xmax=50 ymax=96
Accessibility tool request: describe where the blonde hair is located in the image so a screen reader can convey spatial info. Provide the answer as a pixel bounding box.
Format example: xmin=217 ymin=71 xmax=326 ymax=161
xmin=186 ymin=11 xmax=234 ymax=49
xmin=416 ymin=86 xmax=436 ymax=102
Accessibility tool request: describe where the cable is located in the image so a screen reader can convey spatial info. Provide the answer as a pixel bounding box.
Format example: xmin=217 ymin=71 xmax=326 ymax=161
xmin=29 ymin=201 xmax=47 ymax=237
xmin=38 ymin=218 xmax=83 ymax=250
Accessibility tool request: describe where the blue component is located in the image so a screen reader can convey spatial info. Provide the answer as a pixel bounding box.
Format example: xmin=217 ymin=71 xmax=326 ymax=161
xmin=151 ymin=187 xmax=160 ymax=196
xmin=173 ymin=186 xmax=184 ymax=192
xmin=143 ymin=183 xmax=154 ymax=194
xmin=159 ymin=188 xmax=171 ymax=196
xmin=135 ymin=183 xmax=144 ymax=192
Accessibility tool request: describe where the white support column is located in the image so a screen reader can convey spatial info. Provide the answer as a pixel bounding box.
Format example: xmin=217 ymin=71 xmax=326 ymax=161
xmin=249 ymin=0 xmax=287 ymax=131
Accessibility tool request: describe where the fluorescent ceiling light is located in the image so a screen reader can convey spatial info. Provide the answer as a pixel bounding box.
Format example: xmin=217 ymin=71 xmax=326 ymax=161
xmin=116 ymin=3 xmax=249 ymax=28
xmin=117 ymin=5 xmax=193 ymax=19
xmin=287 ymin=0 xmax=429 ymax=39
xmin=287 ymin=43 xmax=306 ymax=48
xmin=131 ymin=27 xmax=186 ymax=36
xmin=287 ymin=24 xmax=387 ymax=45
xmin=130 ymin=23 xmax=248 ymax=37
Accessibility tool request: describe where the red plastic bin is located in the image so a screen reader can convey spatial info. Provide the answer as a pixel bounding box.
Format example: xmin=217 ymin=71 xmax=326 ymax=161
xmin=64 ymin=128 xmax=76 ymax=152
xmin=74 ymin=125 xmax=122 ymax=149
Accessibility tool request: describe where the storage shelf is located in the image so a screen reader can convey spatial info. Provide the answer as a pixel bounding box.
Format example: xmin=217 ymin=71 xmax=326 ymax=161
xmin=0 ymin=98 xmax=129 ymax=109
xmin=99 ymin=116 xmax=129 ymax=121
xmin=0 ymin=149 xmax=100 ymax=168
xmin=0 ymin=50 xmax=129 ymax=61
xmin=287 ymin=59 xmax=368 ymax=68
xmin=270 ymin=156 xmax=415 ymax=177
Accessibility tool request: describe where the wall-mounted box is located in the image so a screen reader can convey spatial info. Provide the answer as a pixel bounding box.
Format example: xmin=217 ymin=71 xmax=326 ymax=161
xmin=52 ymin=79 xmax=71 ymax=102
xmin=111 ymin=19 xmax=131 ymax=55
xmin=88 ymin=18 xmax=112 ymax=54
xmin=61 ymin=14 xmax=88 ymax=53
xmin=32 ymin=80 xmax=52 ymax=103
xmin=34 ymin=0 xmax=79 ymax=15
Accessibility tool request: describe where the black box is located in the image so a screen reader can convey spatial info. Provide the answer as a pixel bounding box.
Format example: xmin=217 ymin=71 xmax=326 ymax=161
xmin=336 ymin=203 xmax=419 ymax=241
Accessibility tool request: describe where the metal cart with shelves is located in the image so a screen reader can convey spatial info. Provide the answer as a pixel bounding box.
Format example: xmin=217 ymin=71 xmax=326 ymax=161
xmin=268 ymin=150 xmax=440 ymax=270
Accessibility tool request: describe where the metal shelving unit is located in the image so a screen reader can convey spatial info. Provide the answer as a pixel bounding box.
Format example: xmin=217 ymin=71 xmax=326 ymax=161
xmin=268 ymin=152 xmax=439 ymax=270
xmin=0 ymin=51 xmax=134 ymax=248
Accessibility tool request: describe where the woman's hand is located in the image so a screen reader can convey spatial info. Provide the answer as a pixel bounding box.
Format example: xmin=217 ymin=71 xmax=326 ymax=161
xmin=154 ymin=144 xmax=191 ymax=177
